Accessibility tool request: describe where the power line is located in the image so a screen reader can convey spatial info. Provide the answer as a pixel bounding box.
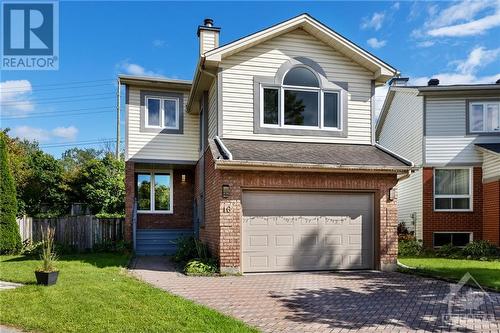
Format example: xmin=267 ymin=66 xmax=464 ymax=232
xmin=1 ymin=92 xmax=114 ymax=104
xmin=1 ymin=96 xmax=114 ymax=106
xmin=40 ymin=138 xmax=116 ymax=148
xmin=1 ymin=106 xmax=115 ymax=118
xmin=2 ymin=110 xmax=115 ymax=120
xmin=1 ymin=78 xmax=114 ymax=90
xmin=1 ymin=82 xmax=114 ymax=93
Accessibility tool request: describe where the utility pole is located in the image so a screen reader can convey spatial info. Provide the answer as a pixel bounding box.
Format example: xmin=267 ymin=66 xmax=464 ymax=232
xmin=116 ymin=78 xmax=121 ymax=160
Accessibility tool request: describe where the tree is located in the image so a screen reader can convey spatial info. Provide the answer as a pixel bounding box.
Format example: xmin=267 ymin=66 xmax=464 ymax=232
xmin=76 ymin=153 xmax=125 ymax=214
xmin=0 ymin=133 xmax=22 ymax=253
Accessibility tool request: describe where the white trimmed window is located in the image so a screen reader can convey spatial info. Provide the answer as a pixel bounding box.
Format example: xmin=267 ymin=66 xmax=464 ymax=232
xmin=433 ymin=232 xmax=472 ymax=248
xmin=145 ymin=96 xmax=179 ymax=129
xmin=261 ymin=66 xmax=341 ymax=130
xmin=136 ymin=171 xmax=173 ymax=213
xmin=434 ymin=168 xmax=472 ymax=211
xmin=469 ymin=101 xmax=500 ymax=133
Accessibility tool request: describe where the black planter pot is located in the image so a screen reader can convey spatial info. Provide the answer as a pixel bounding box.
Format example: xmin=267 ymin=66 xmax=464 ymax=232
xmin=35 ymin=271 xmax=59 ymax=286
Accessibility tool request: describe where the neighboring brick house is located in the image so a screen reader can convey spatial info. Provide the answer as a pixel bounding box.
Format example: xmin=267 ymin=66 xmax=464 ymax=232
xmin=377 ymin=78 xmax=500 ymax=248
xmin=121 ymin=14 xmax=414 ymax=274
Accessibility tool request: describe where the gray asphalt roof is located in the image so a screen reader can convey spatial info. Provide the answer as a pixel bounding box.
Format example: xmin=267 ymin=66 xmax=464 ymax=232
xmin=475 ymin=143 xmax=500 ymax=154
xmin=219 ymin=139 xmax=411 ymax=167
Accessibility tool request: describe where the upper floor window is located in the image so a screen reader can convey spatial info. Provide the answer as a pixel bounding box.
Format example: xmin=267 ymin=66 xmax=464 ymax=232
xmin=469 ymin=101 xmax=500 ymax=133
xmin=261 ymin=66 xmax=341 ymax=130
xmin=434 ymin=168 xmax=472 ymax=212
xmin=145 ymin=96 xmax=179 ymax=130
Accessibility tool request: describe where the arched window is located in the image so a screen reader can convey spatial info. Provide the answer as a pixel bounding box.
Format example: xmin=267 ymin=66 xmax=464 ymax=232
xmin=261 ymin=65 xmax=340 ymax=130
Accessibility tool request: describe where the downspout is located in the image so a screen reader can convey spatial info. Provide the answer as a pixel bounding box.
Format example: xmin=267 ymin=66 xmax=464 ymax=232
xmin=132 ymin=198 xmax=137 ymax=252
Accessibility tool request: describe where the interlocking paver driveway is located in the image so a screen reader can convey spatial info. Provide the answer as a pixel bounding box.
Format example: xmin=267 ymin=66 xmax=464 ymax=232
xmin=130 ymin=256 xmax=500 ymax=333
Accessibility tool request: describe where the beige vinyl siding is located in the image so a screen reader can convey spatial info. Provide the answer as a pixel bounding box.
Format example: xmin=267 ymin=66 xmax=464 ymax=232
xmin=482 ymin=151 xmax=500 ymax=182
xmin=220 ymin=28 xmax=374 ymax=144
xmin=126 ymin=86 xmax=199 ymax=162
xmin=208 ymin=79 xmax=218 ymax=138
xmin=378 ymin=88 xmax=423 ymax=164
xmin=425 ymin=97 xmax=500 ymax=165
xmin=377 ymin=88 xmax=423 ymax=239
xmin=201 ymin=31 xmax=217 ymax=54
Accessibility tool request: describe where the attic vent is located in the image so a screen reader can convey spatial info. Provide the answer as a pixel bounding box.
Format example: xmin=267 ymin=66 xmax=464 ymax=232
xmin=428 ymin=78 xmax=440 ymax=86
xmin=204 ymin=18 xmax=214 ymax=27
xmin=496 ymin=78 xmax=500 ymax=84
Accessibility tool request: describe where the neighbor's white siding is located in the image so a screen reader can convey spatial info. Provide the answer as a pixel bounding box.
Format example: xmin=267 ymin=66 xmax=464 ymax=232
xmin=425 ymin=97 xmax=500 ymax=165
xmin=200 ymin=30 xmax=217 ymax=55
xmin=220 ymin=28 xmax=374 ymax=144
xmin=482 ymin=151 xmax=500 ymax=182
xmin=378 ymin=88 xmax=423 ymax=164
xmin=208 ymin=79 xmax=218 ymax=138
xmin=397 ymin=169 xmax=423 ymax=240
xmin=377 ymin=88 xmax=423 ymax=237
xmin=126 ymin=86 xmax=199 ymax=162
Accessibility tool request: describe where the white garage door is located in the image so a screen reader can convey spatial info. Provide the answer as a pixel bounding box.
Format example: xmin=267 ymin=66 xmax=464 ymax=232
xmin=242 ymin=191 xmax=374 ymax=272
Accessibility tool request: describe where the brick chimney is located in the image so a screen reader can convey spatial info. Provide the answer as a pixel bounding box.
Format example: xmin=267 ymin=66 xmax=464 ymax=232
xmin=197 ymin=18 xmax=220 ymax=56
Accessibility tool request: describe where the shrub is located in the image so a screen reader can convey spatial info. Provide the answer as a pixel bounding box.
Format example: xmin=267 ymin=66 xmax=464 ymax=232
xmin=21 ymin=239 xmax=43 ymax=256
xmin=172 ymin=236 xmax=198 ymax=263
xmin=184 ymin=259 xmax=218 ymax=276
xmin=463 ymin=240 xmax=497 ymax=258
xmin=398 ymin=239 xmax=423 ymax=257
xmin=0 ymin=133 xmax=22 ymax=253
xmin=435 ymin=243 xmax=463 ymax=258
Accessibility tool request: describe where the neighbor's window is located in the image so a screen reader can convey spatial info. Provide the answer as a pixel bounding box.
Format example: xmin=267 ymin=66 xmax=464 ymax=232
xmin=136 ymin=172 xmax=172 ymax=213
xmin=434 ymin=168 xmax=472 ymax=211
xmin=145 ymin=96 xmax=179 ymax=129
xmin=433 ymin=232 xmax=472 ymax=247
xmin=469 ymin=101 xmax=500 ymax=133
xmin=262 ymin=66 xmax=340 ymax=130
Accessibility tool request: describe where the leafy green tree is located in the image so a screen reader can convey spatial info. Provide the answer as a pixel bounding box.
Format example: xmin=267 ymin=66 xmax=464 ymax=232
xmin=23 ymin=150 xmax=68 ymax=216
xmin=0 ymin=133 xmax=22 ymax=253
xmin=76 ymin=153 xmax=125 ymax=214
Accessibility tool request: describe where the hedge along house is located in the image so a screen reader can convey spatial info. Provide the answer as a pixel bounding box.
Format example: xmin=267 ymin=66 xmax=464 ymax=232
xmin=122 ymin=14 xmax=415 ymax=274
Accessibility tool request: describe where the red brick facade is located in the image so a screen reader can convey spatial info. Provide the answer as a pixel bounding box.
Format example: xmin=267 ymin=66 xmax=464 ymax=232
xmin=124 ymin=161 xmax=194 ymax=239
xmin=483 ymin=180 xmax=500 ymax=246
xmin=198 ymin=148 xmax=400 ymax=273
xmin=422 ymin=167 xmax=483 ymax=247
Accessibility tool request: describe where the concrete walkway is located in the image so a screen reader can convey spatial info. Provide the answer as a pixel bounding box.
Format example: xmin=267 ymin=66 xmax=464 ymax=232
xmin=0 ymin=281 xmax=23 ymax=291
xmin=130 ymin=256 xmax=500 ymax=333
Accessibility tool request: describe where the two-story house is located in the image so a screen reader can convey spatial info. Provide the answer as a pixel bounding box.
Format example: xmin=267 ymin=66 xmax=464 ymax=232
xmin=377 ymin=78 xmax=500 ymax=248
xmin=121 ymin=14 xmax=415 ymax=274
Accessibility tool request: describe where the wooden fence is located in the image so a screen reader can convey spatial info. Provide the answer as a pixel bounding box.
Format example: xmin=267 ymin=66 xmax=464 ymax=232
xmin=16 ymin=216 xmax=125 ymax=251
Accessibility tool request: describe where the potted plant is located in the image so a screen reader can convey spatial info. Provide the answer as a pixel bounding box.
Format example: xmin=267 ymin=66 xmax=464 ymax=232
xmin=35 ymin=226 xmax=59 ymax=286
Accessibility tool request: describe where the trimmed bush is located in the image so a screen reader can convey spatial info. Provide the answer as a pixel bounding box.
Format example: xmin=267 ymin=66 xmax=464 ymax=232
xmin=435 ymin=243 xmax=463 ymax=258
xmin=0 ymin=133 xmax=21 ymax=253
xmin=463 ymin=240 xmax=497 ymax=258
xmin=398 ymin=239 xmax=423 ymax=257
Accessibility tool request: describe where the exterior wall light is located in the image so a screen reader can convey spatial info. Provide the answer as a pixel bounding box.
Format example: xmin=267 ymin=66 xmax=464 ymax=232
xmin=222 ymin=185 xmax=230 ymax=198
xmin=181 ymin=174 xmax=186 ymax=183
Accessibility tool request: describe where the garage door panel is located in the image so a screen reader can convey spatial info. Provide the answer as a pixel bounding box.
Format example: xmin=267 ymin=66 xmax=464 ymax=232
xmin=242 ymin=191 xmax=374 ymax=272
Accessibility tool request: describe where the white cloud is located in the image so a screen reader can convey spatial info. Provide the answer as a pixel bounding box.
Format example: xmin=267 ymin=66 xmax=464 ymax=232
xmin=392 ymin=2 xmax=400 ymax=11
xmin=367 ymin=38 xmax=387 ymax=49
xmin=361 ymin=12 xmax=385 ymax=31
xmin=453 ymin=46 xmax=500 ymax=74
xmin=10 ymin=126 xmax=79 ymax=143
xmin=152 ymin=39 xmax=166 ymax=48
xmin=0 ymin=80 xmax=34 ymax=116
xmin=417 ymin=40 xmax=435 ymax=48
xmin=117 ymin=60 xmax=163 ymax=77
xmin=52 ymin=126 xmax=78 ymax=140
xmin=415 ymin=0 xmax=500 ymax=38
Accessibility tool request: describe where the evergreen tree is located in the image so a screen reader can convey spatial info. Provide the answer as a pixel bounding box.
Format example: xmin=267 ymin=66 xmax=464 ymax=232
xmin=0 ymin=133 xmax=22 ymax=253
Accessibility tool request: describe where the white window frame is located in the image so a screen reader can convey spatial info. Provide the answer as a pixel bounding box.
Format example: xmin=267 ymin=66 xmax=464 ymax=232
xmin=432 ymin=232 xmax=473 ymax=248
xmin=136 ymin=169 xmax=173 ymax=214
xmin=259 ymin=66 xmax=342 ymax=131
xmin=145 ymin=96 xmax=180 ymax=130
xmin=469 ymin=101 xmax=500 ymax=133
xmin=433 ymin=167 xmax=473 ymax=212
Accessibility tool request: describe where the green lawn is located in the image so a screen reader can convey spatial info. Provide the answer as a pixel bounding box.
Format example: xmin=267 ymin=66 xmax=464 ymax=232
xmin=0 ymin=254 xmax=257 ymax=333
xmin=399 ymin=257 xmax=500 ymax=291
